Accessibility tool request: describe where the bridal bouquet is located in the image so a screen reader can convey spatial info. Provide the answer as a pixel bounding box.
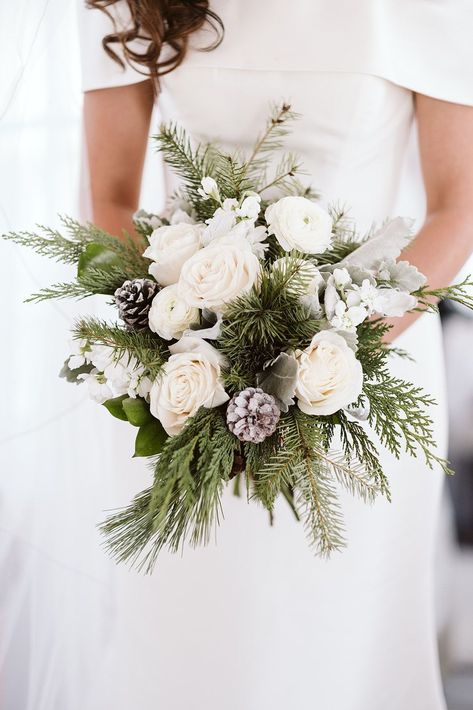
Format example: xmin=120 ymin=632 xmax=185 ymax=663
xmin=6 ymin=104 xmax=473 ymax=571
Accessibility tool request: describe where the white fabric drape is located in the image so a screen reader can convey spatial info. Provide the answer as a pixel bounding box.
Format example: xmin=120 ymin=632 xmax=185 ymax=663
xmin=1 ymin=2 xmax=166 ymax=705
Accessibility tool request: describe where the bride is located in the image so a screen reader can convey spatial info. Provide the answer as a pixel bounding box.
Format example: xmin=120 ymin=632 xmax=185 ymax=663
xmin=75 ymin=1 xmax=473 ymax=708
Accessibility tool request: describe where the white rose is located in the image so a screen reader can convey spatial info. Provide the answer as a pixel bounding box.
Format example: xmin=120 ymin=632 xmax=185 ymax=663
xmin=295 ymin=330 xmax=363 ymax=415
xmin=143 ymin=223 xmax=202 ymax=287
xmin=265 ymin=196 xmax=333 ymax=254
xmin=150 ymin=336 xmax=229 ymax=435
xmin=148 ymin=284 xmax=199 ymax=340
xmin=178 ymin=236 xmax=260 ymax=311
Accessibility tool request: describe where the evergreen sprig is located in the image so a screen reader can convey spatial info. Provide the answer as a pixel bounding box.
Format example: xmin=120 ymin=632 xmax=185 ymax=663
xmin=415 ymin=276 xmax=473 ymax=312
xmin=219 ymin=261 xmax=322 ymax=385
xmin=355 ymin=319 xmax=451 ymax=474
xmin=244 ymin=102 xmax=300 ymax=187
xmin=5 ymin=216 xmax=151 ymax=302
xmin=101 ymin=408 xmax=240 ymax=571
xmin=73 ymin=317 xmax=167 ymax=379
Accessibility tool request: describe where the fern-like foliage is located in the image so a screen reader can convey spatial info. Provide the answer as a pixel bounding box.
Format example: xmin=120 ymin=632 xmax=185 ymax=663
xmin=101 ymin=408 xmax=240 ymax=571
xmin=355 ymin=319 xmax=451 ymax=475
xmin=5 ymin=216 xmax=151 ymax=302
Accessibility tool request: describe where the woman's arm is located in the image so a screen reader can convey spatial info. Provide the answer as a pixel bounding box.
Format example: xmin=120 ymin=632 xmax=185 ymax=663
xmin=83 ymin=79 xmax=155 ymax=239
xmin=386 ymin=95 xmax=473 ymax=341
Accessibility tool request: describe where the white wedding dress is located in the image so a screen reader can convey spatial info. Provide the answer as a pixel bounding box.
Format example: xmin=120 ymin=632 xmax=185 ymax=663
xmin=3 ymin=1 xmax=472 ymax=709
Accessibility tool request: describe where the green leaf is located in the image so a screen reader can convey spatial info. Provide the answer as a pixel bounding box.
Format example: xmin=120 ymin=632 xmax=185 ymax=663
xmin=133 ymin=420 xmax=168 ymax=457
xmin=103 ymin=395 xmax=128 ymax=421
xmin=77 ymin=243 xmax=121 ymax=278
xmin=122 ymin=397 xmax=153 ymax=427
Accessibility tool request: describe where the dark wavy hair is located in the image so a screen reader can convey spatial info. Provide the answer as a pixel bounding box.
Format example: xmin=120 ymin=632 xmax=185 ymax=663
xmin=86 ymin=1 xmax=224 ymax=90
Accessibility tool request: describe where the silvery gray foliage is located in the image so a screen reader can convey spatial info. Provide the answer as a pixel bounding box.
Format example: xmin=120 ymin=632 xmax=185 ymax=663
xmin=344 ymin=401 xmax=371 ymax=421
xmin=375 ymin=259 xmax=427 ymax=293
xmin=338 ymin=217 xmax=415 ymax=270
xmin=133 ymin=209 xmax=164 ymax=237
xmin=257 ymin=352 xmax=299 ymax=412
xmin=333 ymin=329 xmax=359 ymax=352
xmin=186 ymin=310 xmax=222 ymax=340
xmin=227 ymin=387 xmax=281 ymax=443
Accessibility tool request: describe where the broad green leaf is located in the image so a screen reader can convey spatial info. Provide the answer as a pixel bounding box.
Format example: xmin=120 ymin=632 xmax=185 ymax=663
xmin=103 ymin=395 xmax=128 ymax=421
xmin=77 ymin=243 xmax=121 ymax=278
xmin=133 ymin=420 xmax=168 ymax=457
xmin=122 ymin=397 xmax=153 ymax=427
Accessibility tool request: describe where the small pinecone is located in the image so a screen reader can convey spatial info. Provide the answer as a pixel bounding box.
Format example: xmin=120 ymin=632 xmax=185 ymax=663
xmin=227 ymin=387 xmax=281 ymax=444
xmin=114 ymin=278 xmax=159 ymax=330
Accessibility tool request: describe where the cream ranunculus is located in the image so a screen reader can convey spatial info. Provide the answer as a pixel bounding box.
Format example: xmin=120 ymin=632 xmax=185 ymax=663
xmin=143 ymin=223 xmax=202 ymax=287
xmin=148 ymin=284 xmax=199 ymax=340
xmin=295 ymin=330 xmax=363 ymax=415
xmin=265 ymin=196 xmax=333 ymax=254
xmin=150 ymin=336 xmax=229 ymax=435
xmin=177 ymin=236 xmax=260 ymax=310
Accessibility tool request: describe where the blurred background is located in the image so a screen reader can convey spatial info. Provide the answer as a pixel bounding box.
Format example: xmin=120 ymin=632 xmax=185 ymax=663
xmin=1 ymin=2 xmax=472 ymax=709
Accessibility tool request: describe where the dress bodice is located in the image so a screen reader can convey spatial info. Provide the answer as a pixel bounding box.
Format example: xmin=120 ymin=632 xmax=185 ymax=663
xmin=78 ymin=0 xmax=473 ymax=228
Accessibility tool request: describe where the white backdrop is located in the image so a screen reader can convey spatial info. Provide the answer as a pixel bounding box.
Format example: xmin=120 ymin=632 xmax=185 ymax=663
xmin=1 ymin=3 xmax=163 ymax=708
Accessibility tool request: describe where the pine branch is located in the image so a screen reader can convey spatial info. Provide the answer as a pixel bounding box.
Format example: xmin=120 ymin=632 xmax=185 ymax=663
xmin=154 ymin=123 xmax=217 ymax=220
xmin=101 ymin=408 xmax=239 ymax=571
xmin=244 ymin=102 xmax=300 ymax=186
xmin=336 ymin=413 xmax=390 ymax=499
xmin=73 ymin=317 xmax=167 ymax=379
xmin=211 ymin=152 xmax=254 ymax=200
xmin=314 ymin=445 xmax=381 ymax=503
xmin=219 ymin=261 xmax=322 ymax=377
xmin=258 ymin=153 xmax=304 ymax=196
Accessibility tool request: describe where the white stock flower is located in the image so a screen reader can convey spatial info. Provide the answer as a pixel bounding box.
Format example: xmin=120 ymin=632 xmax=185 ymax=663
xmin=372 ymin=289 xmax=418 ymax=317
xmin=236 ymin=193 xmax=261 ymax=220
xmin=265 ymin=196 xmax=333 ymax=254
xmin=202 ymin=194 xmax=264 ymax=254
xmin=332 ymin=267 xmax=352 ymax=289
xmin=89 ymin=344 xmax=115 ymax=372
xmin=202 ymin=203 xmax=237 ymax=245
xmin=148 ymin=284 xmax=199 ymax=340
xmin=178 ymin=236 xmax=260 ymax=311
xmin=78 ymin=369 xmax=113 ymax=404
xmin=150 ymin=336 xmax=229 ymax=436
xmin=295 ymin=330 xmax=363 ymax=416
xmin=198 ymin=176 xmax=220 ymax=201
xmin=67 ymin=339 xmax=91 ymax=369
xmin=330 ymin=301 xmax=368 ymax=331
xmin=144 ymin=223 xmax=202 ymax=287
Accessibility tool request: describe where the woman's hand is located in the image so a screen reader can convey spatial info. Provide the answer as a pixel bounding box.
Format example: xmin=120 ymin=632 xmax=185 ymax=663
xmin=83 ymin=79 xmax=155 ymax=240
xmin=384 ymin=94 xmax=473 ymax=342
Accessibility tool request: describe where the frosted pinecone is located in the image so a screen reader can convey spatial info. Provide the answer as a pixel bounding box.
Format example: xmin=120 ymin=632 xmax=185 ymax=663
xmin=114 ymin=278 xmax=159 ymax=330
xmin=226 ymin=387 xmax=281 ymax=443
